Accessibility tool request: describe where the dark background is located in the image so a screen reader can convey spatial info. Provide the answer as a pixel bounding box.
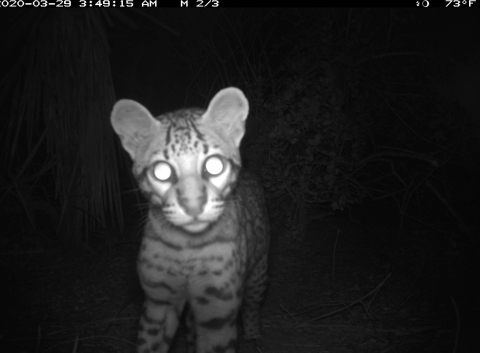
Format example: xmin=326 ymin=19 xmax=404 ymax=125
xmin=0 ymin=8 xmax=479 ymax=353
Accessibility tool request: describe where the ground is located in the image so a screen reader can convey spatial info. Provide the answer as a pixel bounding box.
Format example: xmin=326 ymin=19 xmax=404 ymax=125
xmin=0 ymin=199 xmax=472 ymax=353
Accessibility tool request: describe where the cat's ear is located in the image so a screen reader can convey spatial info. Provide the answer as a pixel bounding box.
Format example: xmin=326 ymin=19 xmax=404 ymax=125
xmin=111 ymin=99 xmax=159 ymax=159
xmin=203 ymin=87 xmax=249 ymax=148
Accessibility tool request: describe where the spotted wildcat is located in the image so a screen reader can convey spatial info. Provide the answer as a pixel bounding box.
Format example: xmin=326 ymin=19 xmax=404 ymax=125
xmin=110 ymin=87 xmax=269 ymax=353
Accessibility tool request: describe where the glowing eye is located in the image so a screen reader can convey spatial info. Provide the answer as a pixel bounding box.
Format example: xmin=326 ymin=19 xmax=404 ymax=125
xmin=205 ymin=156 xmax=224 ymax=176
xmin=153 ymin=162 xmax=172 ymax=181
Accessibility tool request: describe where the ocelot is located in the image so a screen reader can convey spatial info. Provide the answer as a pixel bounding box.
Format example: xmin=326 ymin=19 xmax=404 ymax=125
xmin=110 ymin=87 xmax=270 ymax=353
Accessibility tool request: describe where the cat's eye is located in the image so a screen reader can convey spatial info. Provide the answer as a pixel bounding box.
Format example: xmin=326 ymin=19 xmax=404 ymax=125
xmin=152 ymin=161 xmax=173 ymax=181
xmin=204 ymin=155 xmax=224 ymax=176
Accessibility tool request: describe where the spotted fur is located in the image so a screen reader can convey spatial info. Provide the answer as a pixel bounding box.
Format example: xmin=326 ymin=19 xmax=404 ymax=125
xmin=111 ymin=87 xmax=269 ymax=353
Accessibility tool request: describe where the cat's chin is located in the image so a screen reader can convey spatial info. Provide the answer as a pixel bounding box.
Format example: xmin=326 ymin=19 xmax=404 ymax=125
xmin=182 ymin=221 xmax=210 ymax=233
